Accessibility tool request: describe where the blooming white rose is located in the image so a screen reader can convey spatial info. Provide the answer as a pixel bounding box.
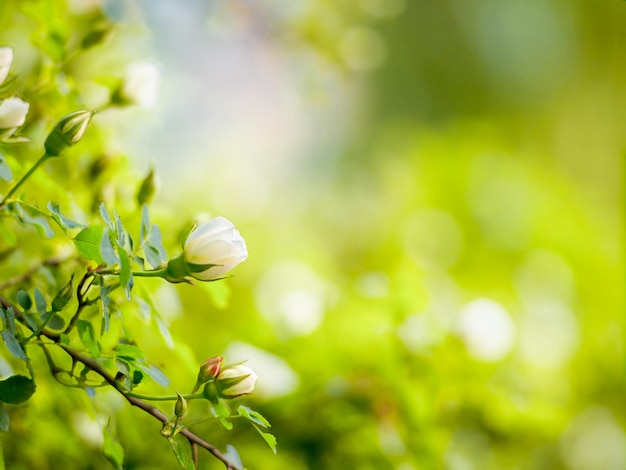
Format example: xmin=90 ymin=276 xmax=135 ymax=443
xmin=216 ymin=364 xmax=258 ymax=398
xmin=0 ymin=97 xmax=29 ymax=131
xmin=0 ymin=47 xmax=13 ymax=86
xmin=183 ymin=217 xmax=248 ymax=281
xmin=119 ymin=62 xmax=160 ymax=109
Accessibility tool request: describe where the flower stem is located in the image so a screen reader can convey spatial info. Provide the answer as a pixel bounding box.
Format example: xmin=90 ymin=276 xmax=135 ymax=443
xmin=132 ymin=268 xmax=169 ymax=278
xmin=127 ymin=391 xmax=204 ymax=401
xmin=0 ymin=153 xmax=50 ymax=207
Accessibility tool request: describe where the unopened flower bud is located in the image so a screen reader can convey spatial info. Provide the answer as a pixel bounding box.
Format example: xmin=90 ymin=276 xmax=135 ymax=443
xmin=216 ymin=364 xmax=258 ymax=399
xmin=174 ymin=392 xmax=188 ymax=419
xmin=0 ymin=47 xmax=13 ymax=86
xmin=192 ymin=356 xmax=222 ymax=393
xmin=44 ymin=110 xmax=94 ymax=157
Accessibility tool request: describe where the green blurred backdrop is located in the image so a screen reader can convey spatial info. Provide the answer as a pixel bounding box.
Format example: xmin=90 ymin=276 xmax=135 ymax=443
xmin=0 ymin=0 xmax=624 ymax=468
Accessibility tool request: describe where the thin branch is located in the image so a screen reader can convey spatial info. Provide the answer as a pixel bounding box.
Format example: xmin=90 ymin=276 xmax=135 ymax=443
xmin=0 ymin=295 xmax=242 ymax=470
xmin=0 ymin=255 xmax=68 ymax=290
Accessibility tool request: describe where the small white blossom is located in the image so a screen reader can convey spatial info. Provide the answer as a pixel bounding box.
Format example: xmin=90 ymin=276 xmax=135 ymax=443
xmin=0 ymin=97 xmax=29 ymax=131
xmin=0 ymin=47 xmax=13 ymax=85
xmin=183 ymin=217 xmax=248 ymax=281
xmin=120 ymin=62 xmax=160 ymax=109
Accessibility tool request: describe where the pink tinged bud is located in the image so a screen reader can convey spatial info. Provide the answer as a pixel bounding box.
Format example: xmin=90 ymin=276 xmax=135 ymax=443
xmin=198 ymin=356 xmax=223 ymax=382
xmin=0 ymin=47 xmax=13 ymax=86
xmin=183 ymin=217 xmax=248 ymax=281
xmin=216 ymin=364 xmax=258 ymax=399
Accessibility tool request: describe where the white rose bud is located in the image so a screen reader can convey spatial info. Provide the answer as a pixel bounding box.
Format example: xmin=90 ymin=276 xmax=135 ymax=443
xmin=167 ymin=217 xmax=247 ymax=282
xmin=44 ymin=110 xmax=94 ymax=156
xmin=216 ymin=364 xmax=258 ymax=399
xmin=118 ymin=62 xmax=160 ymax=109
xmin=0 ymin=97 xmax=29 ymax=131
xmin=0 ymin=47 xmax=13 ymax=86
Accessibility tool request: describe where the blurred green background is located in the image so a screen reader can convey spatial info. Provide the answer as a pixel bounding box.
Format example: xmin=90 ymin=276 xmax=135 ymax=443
xmin=0 ymin=0 xmax=624 ymax=468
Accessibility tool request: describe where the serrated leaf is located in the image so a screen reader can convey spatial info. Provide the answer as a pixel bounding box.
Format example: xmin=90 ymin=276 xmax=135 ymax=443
xmin=99 ymin=203 xmax=114 ymax=231
xmin=0 ymin=404 xmax=9 ymax=431
xmin=138 ymin=364 xmax=169 ymax=388
xmin=0 ymin=154 xmax=13 ymax=182
xmin=77 ymin=320 xmax=101 ymax=357
xmin=16 ymin=290 xmax=32 ymax=311
xmin=237 ymin=405 xmax=271 ymax=428
xmin=211 ymin=401 xmax=233 ymax=430
xmin=0 ymin=375 xmax=36 ymax=404
xmin=30 ymin=290 xmax=45 ymax=317
xmin=114 ymin=211 xmax=127 ymax=249
xmin=1 ymin=331 xmax=27 ymax=361
xmin=144 ymin=244 xmax=162 ymax=270
xmin=167 ymin=438 xmax=195 ymax=470
xmin=100 ymin=283 xmax=112 ymax=334
xmin=74 ymin=226 xmax=107 ymax=264
xmin=19 ymin=211 xmax=53 ymax=238
xmin=103 ymin=423 xmax=124 ymax=470
xmin=47 ymin=202 xmax=85 ymax=230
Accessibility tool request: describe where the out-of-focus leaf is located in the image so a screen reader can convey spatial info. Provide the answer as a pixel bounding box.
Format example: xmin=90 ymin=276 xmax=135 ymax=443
xmin=167 ymin=438 xmax=195 ymax=470
xmin=1 ymin=331 xmax=27 ymax=361
xmin=117 ymin=245 xmax=133 ymax=299
xmin=224 ymin=445 xmax=244 ymax=469
xmin=51 ymin=274 xmax=73 ymax=312
xmin=0 ymin=308 xmax=15 ymax=335
xmin=16 ymin=290 xmax=31 ymax=311
xmin=33 ymin=289 xmax=46 ymax=315
xmin=99 ymin=202 xmax=114 ymax=231
xmin=0 ymin=154 xmax=13 ymax=182
xmin=113 ymin=344 xmax=145 ymax=362
xmin=0 ymin=404 xmax=9 ymax=432
xmin=138 ymin=364 xmax=169 ymax=388
xmin=40 ymin=312 xmax=64 ymax=331
xmin=103 ymin=423 xmax=124 ymax=470
xmin=77 ymin=320 xmax=101 ymax=357
xmin=0 ymin=375 xmax=35 ymax=404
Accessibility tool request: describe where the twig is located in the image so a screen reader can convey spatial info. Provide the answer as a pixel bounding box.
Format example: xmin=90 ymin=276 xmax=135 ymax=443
xmin=0 ymin=295 xmax=242 ymax=470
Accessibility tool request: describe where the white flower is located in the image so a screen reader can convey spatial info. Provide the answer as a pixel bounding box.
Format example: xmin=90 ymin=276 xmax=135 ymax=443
xmin=217 ymin=364 xmax=258 ymax=398
xmin=0 ymin=47 xmax=13 ymax=86
xmin=183 ymin=217 xmax=248 ymax=281
xmin=120 ymin=62 xmax=160 ymax=109
xmin=0 ymin=97 xmax=29 ymax=131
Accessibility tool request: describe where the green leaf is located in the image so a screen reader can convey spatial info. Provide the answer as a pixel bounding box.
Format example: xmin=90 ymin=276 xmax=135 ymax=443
xmin=224 ymin=445 xmax=244 ymax=469
xmin=237 ymin=405 xmax=271 ymax=428
xmin=47 ymin=202 xmax=85 ymax=230
xmin=74 ymin=226 xmax=107 ymax=265
xmin=117 ymin=245 xmax=133 ymax=299
xmin=0 ymin=308 xmax=15 ymax=335
xmin=138 ymin=364 xmax=169 ymax=388
xmin=113 ymin=344 xmax=145 ymax=362
xmin=16 ymin=290 xmax=32 ymax=311
xmin=103 ymin=423 xmax=124 ymax=470
xmin=33 ymin=289 xmax=47 ymax=314
xmin=99 ymin=203 xmax=114 ymax=231
xmin=40 ymin=313 xmax=65 ymax=331
xmin=1 ymin=331 xmax=27 ymax=361
xmin=140 ymin=205 xmax=150 ymax=245
xmin=77 ymin=320 xmax=101 ymax=357
xmin=100 ymin=229 xmax=118 ymax=266
xmin=0 ymin=404 xmax=9 ymax=431
xmin=210 ymin=400 xmax=233 ymax=430
xmin=0 ymin=154 xmax=13 ymax=182
xmin=100 ymin=282 xmax=113 ymax=334
xmin=51 ymin=274 xmax=74 ymax=312
xmin=167 ymin=438 xmax=195 ymax=470
xmin=0 ymin=375 xmax=36 ymax=404
xmin=256 ymin=428 xmax=277 ymax=454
